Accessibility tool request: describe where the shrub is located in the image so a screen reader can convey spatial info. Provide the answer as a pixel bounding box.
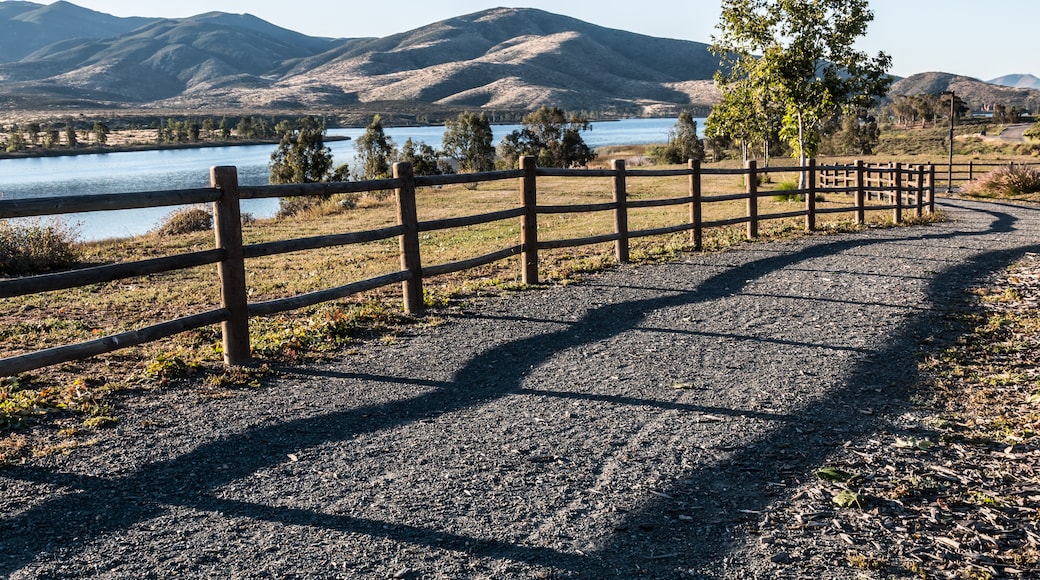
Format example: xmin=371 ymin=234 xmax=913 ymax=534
xmin=772 ymin=180 xmax=803 ymax=202
xmin=0 ymin=219 xmax=79 ymax=275
xmin=276 ymin=193 xmax=361 ymax=218
xmin=965 ymin=164 xmax=1040 ymax=197
xmin=276 ymin=196 xmax=327 ymax=218
xmin=153 ymin=206 xmax=212 ymax=236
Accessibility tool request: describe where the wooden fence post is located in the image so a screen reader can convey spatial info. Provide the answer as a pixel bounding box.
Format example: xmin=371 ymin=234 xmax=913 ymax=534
xmin=210 ymin=166 xmax=251 ymax=366
xmin=969 ymin=160 xmax=974 ymax=182
xmin=690 ymin=159 xmax=702 ymax=251
xmin=916 ymin=165 xmax=925 ymax=218
xmin=928 ymin=164 xmax=936 ymax=214
xmin=394 ymin=162 xmax=423 ymax=315
xmin=855 ymin=160 xmax=866 ymax=225
xmin=746 ymin=159 xmax=758 ymax=239
xmin=806 ymin=158 xmax=817 ymax=231
xmin=612 ymin=159 xmax=629 ymax=263
xmin=894 ymin=162 xmax=903 ymax=224
xmin=520 ymin=156 xmax=539 ymax=285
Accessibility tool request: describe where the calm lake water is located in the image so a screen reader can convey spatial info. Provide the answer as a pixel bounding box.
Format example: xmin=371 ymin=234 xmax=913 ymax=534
xmin=0 ymin=117 xmax=702 ymax=241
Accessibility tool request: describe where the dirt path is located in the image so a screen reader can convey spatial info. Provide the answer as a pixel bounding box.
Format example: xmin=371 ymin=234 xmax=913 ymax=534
xmin=2 ymin=198 xmax=1039 ymax=579
xmin=992 ymin=122 xmax=1032 ymax=142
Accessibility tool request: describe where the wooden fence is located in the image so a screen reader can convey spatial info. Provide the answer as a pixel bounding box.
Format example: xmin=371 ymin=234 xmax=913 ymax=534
xmin=942 ymin=160 xmax=1040 ymax=190
xmin=822 ymin=160 xmax=1040 ymax=192
xmin=0 ymin=157 xmax=934 ymax=376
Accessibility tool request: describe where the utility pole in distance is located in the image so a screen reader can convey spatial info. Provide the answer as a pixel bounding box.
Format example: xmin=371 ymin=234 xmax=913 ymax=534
xmin=941 ymin=90 xmax=955 ymax=193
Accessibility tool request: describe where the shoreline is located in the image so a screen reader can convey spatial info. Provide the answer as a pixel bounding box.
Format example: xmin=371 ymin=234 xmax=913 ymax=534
xmin=0 ymin=135 xmax=352 ymax=160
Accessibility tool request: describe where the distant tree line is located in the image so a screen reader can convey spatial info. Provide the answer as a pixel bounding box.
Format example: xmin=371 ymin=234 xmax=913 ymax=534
xmin=0 ymin=114 xmax=316 ymax=153
xmin=0 ymin=118 xmax=89 ymax=152
xmin=886 ymin=94 xmax=970 ymax=127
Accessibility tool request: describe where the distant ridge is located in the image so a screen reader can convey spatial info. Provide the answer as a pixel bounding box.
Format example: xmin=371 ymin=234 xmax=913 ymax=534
xmin=988 ymin=73 xmax=1040 ymax=90
xmin=0 ymin=1 xmax=157 ymax=62
xmin=890 ymin=72 xmax=1040 ymax=112
xmin=0 ymin=3 xmax=720 ymax=115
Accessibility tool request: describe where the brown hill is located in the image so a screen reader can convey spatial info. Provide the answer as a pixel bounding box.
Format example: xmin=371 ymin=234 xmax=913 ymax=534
xmin=890 ymin=72 xmax=1040 ymax=112
xmin=0 ymin=4 xmax=720 ymax=115
xmin=19 ymin=4 xmax=1036 ymax=118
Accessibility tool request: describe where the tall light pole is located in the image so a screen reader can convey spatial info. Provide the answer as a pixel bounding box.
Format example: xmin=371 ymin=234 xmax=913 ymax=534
xmin=942 ymin=90 xmax=955 ymax=193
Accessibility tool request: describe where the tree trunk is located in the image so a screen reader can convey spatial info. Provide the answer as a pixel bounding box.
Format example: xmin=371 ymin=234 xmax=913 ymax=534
xmin=797 ymin=112 xmax=807 ymax=190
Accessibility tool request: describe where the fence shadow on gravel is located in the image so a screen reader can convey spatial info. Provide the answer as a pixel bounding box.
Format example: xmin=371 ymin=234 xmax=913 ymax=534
xmin=0 ymin=201 xmax=1028 ymax=576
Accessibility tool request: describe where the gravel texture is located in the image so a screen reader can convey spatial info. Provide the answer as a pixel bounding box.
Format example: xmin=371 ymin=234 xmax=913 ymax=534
xmin=2 ymin=197 xmax=1040 ymax=579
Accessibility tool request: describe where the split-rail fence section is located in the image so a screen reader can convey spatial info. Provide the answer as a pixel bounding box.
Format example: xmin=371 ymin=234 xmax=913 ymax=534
xmin=0 ymin=157 xmax=935 ymax=375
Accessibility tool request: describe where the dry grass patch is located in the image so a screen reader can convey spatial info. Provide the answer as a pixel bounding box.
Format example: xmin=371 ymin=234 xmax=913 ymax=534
xmin=963 ymin=164 xmax=1040 ymax=200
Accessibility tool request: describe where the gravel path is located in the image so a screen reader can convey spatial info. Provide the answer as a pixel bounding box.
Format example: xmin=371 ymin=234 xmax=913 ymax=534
xmin=3 ymin=198 xmax=1040 ymax=579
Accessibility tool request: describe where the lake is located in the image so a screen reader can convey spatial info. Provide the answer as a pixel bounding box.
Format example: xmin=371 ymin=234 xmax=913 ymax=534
xmin=0 ymin=117 xmax=702 ymax=240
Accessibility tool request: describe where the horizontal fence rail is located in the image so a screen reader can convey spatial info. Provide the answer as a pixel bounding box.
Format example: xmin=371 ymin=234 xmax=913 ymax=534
xmin=0 ymin=156 xmax=935 ymax=375
xmin=897 ymin=160 xmax=1040 ymax=191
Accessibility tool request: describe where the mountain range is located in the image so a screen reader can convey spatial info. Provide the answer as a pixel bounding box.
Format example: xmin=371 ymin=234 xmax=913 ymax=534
xmin=891 ymin=72 xmax=1040 ymax=113
xmin=0 ymin=1 xmax=1035 ymax=117
xmin=0 ymin=1 xmax=720 ymax=115
xmin=989 ymin=74 xmax=1040 ymax=91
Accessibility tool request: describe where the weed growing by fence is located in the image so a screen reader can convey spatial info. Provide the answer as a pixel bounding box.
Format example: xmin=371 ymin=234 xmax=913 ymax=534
xmin=248 ymin=301 xmax=412 ymax=361
xmin=0 ymin=219 xmax=79 ymax=275
xmin=964 ymin=164 xmax=1040 ymax=198
xmin=152 ymin=206 xmax=212 ymax=236
xmin=771 ymin=180 xmax=801 ymax=202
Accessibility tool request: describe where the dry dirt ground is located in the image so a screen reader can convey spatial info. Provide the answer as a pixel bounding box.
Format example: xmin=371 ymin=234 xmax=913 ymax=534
xmin=1 ymin=197 xmax=1039 ymax=578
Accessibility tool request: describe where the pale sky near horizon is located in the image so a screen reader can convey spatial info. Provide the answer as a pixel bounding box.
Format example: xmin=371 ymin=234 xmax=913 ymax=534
xmin=21 ymin=0 xmax=1038 ymax=82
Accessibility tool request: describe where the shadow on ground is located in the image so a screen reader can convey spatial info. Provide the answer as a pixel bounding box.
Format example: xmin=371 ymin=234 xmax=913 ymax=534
xmin=0 ymin=200 xmax=1034 ymax=577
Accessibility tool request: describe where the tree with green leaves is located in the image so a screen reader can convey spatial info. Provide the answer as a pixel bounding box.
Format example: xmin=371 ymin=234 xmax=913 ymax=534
xmin=187 ymin=120 xmax=201 ymax=143
xmin=498 ymin=106 xmax=595 ymax=168
xmin=64 ymin=119 xmax=77 ymax=148
xmin=398 ymin=138 xmax=443 ymax=176
xmin=6 ymin=131 xmax=25 ymax=152
xmin=820 ymin=106 xmax=880 ymax=155
xmin=993 ymin=104 xmax=1024 ymax=124
xmin=26 ymin=122 xmax=41 ymax=147
xmin=655 ymin=111 xmax=705 ymax=164
xmin=235 ymin=116 xmax=254 ymax=139
xmin=712 ymin=0 xmax=891 ymax=179
xmin=269 ymin=115 xmax=337 ymax=184
xmin=442 ymin=111 xmax=496 ymax=172
xmin=838 ymin=107 xmax=880 ymax=155
xmin=706 ymin=64 xmax=784 ymax=166
xmin=44 ymin=127 xmax=60 ymax=149
xmin=355 ymin=115 xmax=397 ymax=180
xmin=92 ymin=121 xmax=109 ymax=145
xmin=202 ymin=118 xmax=215 ymax=138
xmin=269 ymin=116 xmax=349 ymax=216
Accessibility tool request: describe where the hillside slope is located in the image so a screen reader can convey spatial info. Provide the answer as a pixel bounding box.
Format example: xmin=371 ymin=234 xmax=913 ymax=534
xmin=249 ymin=8 xmax=720 ymax=113
xmin=0 ymin=1 xmax=156 ymax=62
xmin=0 ymin=4 xmax=720 ymax=114
xmin=989 ymin=74 xmax=1040 ymax=90
xmin=890 ymin=72 xmax=1040 ymax=112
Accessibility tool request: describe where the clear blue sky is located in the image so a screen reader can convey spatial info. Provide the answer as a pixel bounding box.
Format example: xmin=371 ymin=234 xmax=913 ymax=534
xmin=28 ymin=0 xmax=1038 ymax=81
